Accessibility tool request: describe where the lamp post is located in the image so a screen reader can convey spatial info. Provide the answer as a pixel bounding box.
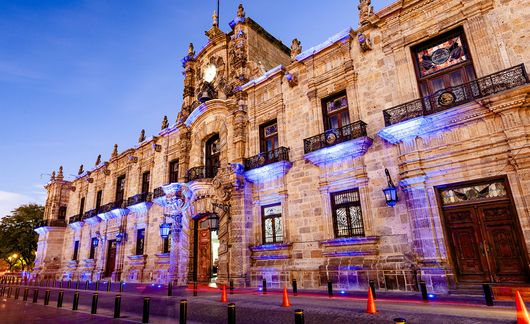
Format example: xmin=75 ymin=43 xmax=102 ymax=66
xmin=383 ymin=168 xmax=399 ymax=207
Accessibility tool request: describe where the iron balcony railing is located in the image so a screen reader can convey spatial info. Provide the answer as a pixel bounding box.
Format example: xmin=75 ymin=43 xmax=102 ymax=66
xmin=35 ymin=219 xmax=67 ymax=228
xmin=82 ymin=209 xmax=99 ymax=220
xmin=153 ymin=186 xmax=165 ymax=199
xmin=126 ymin=192 xmax=152 ymax=207
xmin=383 ymin=64 xmax=530 ymax=126
xmin=244 ymin=147 xmax=290 ymax=171
xmin=303 ymin=121 xmax=368 ymax=154
xmin=68 ymin=214 xmax=82 ymax=224
xmin=186 ymin=166 xmax=217 ymax=182
xmin=98 ymin=200 xmax=125 ymax=214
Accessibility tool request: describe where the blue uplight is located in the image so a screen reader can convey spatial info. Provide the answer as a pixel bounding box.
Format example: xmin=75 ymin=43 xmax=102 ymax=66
xmin=258 ymin=287 xmax=263 ymax=291
xmin=428 ymin=293 xmax=436 ymax=299
xmin=340 ymin=290 xmax=346 ymax=295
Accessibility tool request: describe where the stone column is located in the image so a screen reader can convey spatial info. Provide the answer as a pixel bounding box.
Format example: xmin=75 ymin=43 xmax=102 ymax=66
xmin=169 ymin=213 xmax=190 ymax=286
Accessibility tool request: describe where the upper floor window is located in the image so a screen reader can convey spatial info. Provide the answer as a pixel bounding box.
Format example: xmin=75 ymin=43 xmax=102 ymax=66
xmin=79 ymin=197 xmax=85 ymax=216
xmin=262 ymin=204 xmax=283 ymax=244
xmin=322 ymin=92 xmax=350 ymax=131
xmin=73 ymin=240 xmax=80 ymax=261
xmin=260 ymin=120 xmax=278 ymax=153
xmin=412 ymin=27 xmax=475 ymax=98
xmin=205 ymin=134 xmax=220 ymax=178
xmin=163 ymin=230 xmax=171 ymax=253
xmin=89 ymin=237 xmax=98 ymax=259
xmin=115 ymin=175 xmax=126 ymax=202
xmin=95 ymin=190 xmax=103 ymax=211
xmin=330 ymin=188 xmax=365 ymax=238
xmin=141 ymin=171 xmax=151 ymax=193
xmin=136 ymin=228 xmax=145 ymax=255
xmin=169 ymin=160 xmax=179 ymax=183
xmin=58 ymin=206 xmax=67 ymax=220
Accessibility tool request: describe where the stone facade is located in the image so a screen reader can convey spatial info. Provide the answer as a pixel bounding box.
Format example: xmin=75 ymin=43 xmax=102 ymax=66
xmin=34 ymin=0 xmax=530 ymax=294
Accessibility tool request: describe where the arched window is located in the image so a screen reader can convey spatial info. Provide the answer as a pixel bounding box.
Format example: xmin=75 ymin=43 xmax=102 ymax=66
xmin=205 ymin=134 xmax=220 ymax=178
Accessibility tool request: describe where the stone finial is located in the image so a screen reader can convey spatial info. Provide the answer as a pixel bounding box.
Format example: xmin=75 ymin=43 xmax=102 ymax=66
xmin=212 ymin=10 xmax=219 ymax=27
xmin=237 ymin=3 xmax=245 ymax=18
xmin=57 ymin=166 xmax=64 ymax=180
xmin=188 ymin=43 xmax=195 ymax=58
xmin=139 ymin=129 xmax=146 ymax=143
xmin=78 ymin=164 xmax=84 ymax=175
xmin=290 ymin=38 xmax=302 ymax=61
xmin=161 ymin=115 xmax=169 ymax=130
xmin=50 ymin=171 xmax=56 ymax=181
xmin=112 ymin=144 xmax=118 ymax=158
xmin=358 ymin=0 xmax=374 ymax=26
xmin=95 ymin=154 xmax=101 ymax=166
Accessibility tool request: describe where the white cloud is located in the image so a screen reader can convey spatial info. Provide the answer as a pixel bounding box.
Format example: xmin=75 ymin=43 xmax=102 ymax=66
xmin=0 ymin=191 xmax=39 ymax=218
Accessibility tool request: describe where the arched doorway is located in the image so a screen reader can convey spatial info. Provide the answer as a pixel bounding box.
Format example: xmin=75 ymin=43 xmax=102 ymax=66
xmin=205 ymin=134 xmax=220 ymax=178
xmin=193 ymin=213 xmax=220 ymax=284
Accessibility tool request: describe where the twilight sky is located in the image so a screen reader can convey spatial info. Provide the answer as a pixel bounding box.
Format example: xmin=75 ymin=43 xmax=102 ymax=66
xmin=0 ymin=0 xmax=392 ymax=217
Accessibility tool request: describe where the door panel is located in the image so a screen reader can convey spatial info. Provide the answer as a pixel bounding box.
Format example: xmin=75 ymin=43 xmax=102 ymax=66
xmin=480 ymin=204 xmax=528 ymax=283
xmin=197 ymin=219 xmax=211 ymax=283
xmin=106 ymin=240 xmax=117 ymax=277
xmin=444 ymin=207 xmax=490 ymax=282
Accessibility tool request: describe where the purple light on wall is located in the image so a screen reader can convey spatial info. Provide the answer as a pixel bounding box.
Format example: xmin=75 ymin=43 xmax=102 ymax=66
xmin=296 ymin=28 xmax=352 ymax=61
xmin=252 ymin=255 xmax=289 ymax=260
xmin=251 ymin=243 xmax=290 ymax=251
xmin=128 ymin=202 xmax=152 ymax=215
xmin=184 ymin=102 xmax=207 ymax=127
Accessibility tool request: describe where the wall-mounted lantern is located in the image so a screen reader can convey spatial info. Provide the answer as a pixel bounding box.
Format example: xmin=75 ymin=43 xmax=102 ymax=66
xmin=92 ymin=237 xmax=99 ymax=247
xmin=383 ymin=168 xmax=399 ymax=207
xmin=159 ymin=222 xmax=171 ymax=239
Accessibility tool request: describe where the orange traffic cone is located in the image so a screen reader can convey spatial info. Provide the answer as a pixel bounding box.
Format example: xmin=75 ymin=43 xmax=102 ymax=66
xmin=221 ymin=285 xmax=228 ymax=303
xmin=281 ymin=287 xmax=291 ymax=307
xmin=516 ymin=291 xmax=530 ymax=324
xmin=366 ymin=287 xmax=377 ymax=314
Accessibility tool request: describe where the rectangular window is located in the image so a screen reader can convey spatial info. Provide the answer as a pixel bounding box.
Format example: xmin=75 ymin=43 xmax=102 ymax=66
xmin=169 ymin=160 xmax=179 ymax=183
xmin=262 ymin=204 xmax=283 ymax=244
xmin=115 ymin=175 xmax=126 ymax=202
xmin=259 ymin=120 xmax=278 ymax=153
xmin=79 ymin=197 xmax=85 ymax=216
xmin=412 ymin=27 xmax=475 ymax=98
xmin=331 ymin=188 xmax=365 ymax=238
xmin=136 ymin=228 xmax=145 ymax=255
xmin=73 ymin=240 xmax=80 ymax=261
xmin=322 ymin=92 xmax=350 ymax=131
xmin=163 ymin=231 xmax=171 ymax=253
xmin=89 ymin=237 xmax=98 ymax=259
xmin=58 ymin=206 xmax=67 ymax=220
xmin=141 ymin=171 xmax=150 ymax=193
xmin=95 ymin=190 xmax=103 ymax=211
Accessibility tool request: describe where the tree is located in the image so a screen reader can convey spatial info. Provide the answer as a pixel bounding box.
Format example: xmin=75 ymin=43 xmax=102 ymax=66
xmin=0 ymin=204 xmax=43 ymax=271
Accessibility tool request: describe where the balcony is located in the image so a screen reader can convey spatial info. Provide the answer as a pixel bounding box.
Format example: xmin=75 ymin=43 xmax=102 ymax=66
xmin=153 ymin=186 xmax=165 ymax=199
xmin=82 ymin=209 xmax=101 ymax=224
xmin=187 ymin=166 xmax=217 ymax=182
xmin=126 ymin=192 xmax=153 ymax=214
xmin=382 ymin=64 xmax=529 ymax=127
xmin=34 ymin=219 xmax=67 ymax=229
xmin=68 ymin=214 xmax=82 ymax=224
xmin=303 ymin=121 xmax=373 ymax=165
xmin=244 ymin=147 xmax=292 ymax=182
xmin=97 ymin=200 xmax=129 ymax=220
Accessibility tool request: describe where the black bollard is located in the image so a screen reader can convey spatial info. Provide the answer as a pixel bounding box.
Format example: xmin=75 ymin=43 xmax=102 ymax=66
xmin=75 ymin=280 xmax=79 ymax=290
xmin=292 ymin=279 xmax=298 ymax=296
xmin=483 ymin=283 xmax=494 ymax=306
xmin=59 ymin=280 xmax=63 ymax=288
xmin=15 ymin=287 xmax=20 ymax=300
xmin=294 ymin=309 xmax=305 ymax=324
xmin=327 ymin=280 xmax=333 ymax=298
xmin=53 ymin=279 xmax=56 ymax=288
xmin=0 ymin=286 xmax=4 ymax=297
xmin=114 ymin=295 xmax=122 ymax=318
xmin=168 ymin=281 xmax=173 ymax=297
xmin=369 ymin=280 xmax=377 ymax=300
xmin=44 ymin=290 xmax=51 ymax=305
xmin=23 ymin=287 xmax=29 ymax=301
xmin=419 ymin=281 xmax=428 ymax=301
xmin=394 ymin=318 xmax=407 ymax=324
xmin=91 ymin=293 xmax=99 ymax=314
xmin=32 ymin=289 xmax=39 ymax=303
xmin=142 ymin=297 xmax=151 ymax=323
xmin=107 ymin=281 xmax=111 ymax=292
xmin=57 ymin=290 xmax=64 ymax=308
xmin=7 ymin=286 xmax=12 ymax=298
xmin=95 ymin=281 xmax=99 ymax=291
xmin=120 ymin=281 xmax=124 ymax=292
xmin=229 ymin=280 xmax=234 ymax=295
xmin=179 ymin=299 xmax=187 ymax=324
xmin=227 ymin=303 xmax=236 ymax=324
xmin=72 ymin=291 xmax=80 ymax=310
xmin=85 ymin=280 xmax=89 ymax=290
xmin=67 ymin=280 xmax=71 ymax=289
xmin=193 ymin=281 xmax=197 ymax=296
xmin=262 ymin=279 xmax=267 ymax=294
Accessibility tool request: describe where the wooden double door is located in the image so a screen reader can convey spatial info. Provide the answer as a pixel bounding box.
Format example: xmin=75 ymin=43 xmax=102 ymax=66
xmin=444 ymin=202 xmax=528 ymax=283
xmin=105 ymin=240 xmax=117 ymax=278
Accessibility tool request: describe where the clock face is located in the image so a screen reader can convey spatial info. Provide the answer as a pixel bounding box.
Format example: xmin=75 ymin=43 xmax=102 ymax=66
xmin=203 ymin=64 xmax=217 ymax=83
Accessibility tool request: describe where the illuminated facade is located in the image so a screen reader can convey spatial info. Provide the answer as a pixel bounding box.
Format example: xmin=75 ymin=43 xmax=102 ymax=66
xmin=34 ymin=0 xmax=530 ymax=293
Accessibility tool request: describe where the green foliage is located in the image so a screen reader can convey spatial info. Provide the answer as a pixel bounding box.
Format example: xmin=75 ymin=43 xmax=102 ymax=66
xmin=0 ymin=204 xmax=44 ymax=271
